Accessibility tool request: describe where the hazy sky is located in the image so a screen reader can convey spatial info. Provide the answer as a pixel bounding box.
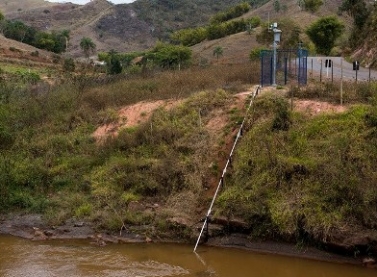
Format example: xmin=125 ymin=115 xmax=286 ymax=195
xmin=46 ymin=0 xmax=135 ymax=4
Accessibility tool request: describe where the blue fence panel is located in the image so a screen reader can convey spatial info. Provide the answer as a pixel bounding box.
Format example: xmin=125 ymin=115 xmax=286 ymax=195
xmin=260 ymin=49 xmax=308 ymax=86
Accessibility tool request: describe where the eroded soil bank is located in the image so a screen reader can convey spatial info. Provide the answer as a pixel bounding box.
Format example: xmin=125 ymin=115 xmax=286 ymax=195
xmin=0 ymin=213 xmax=375 ymax=269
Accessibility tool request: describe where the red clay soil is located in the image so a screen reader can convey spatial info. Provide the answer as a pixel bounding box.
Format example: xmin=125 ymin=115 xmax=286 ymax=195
xmin=92 ymin=90 xmax=347 ymax=196
xmin=92 ymin=99 xmax=182 ymax=143
xmin=92 ymin=90 xmax=254 ymax=197
xmin=294 ymin=100 xmax=348 ymax=115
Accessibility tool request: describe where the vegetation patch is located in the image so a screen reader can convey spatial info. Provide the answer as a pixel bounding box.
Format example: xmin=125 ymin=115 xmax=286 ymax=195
xmin=217 ymin=92 xmax=377 ymax=251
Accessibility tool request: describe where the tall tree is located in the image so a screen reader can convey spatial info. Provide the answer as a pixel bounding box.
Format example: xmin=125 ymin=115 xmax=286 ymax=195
xmin=80 ymin=37 xmax=96 ymax=59
xmin=273 ymin=0 xmax=281 ymax=13
xmin=339 ymin=0 xmax=369 ymax=49
xmin=60 ymin=29 xmax=70 ymax=49
xmin=306 ymin=16 xmax=344 ymax=56
xmin=340 ymin=0 xmax=369 ymax=29
xmin=107 ymin=50 xmax=122 ymax=75
xmin=145 ymin=42 xmax=192 ymax=70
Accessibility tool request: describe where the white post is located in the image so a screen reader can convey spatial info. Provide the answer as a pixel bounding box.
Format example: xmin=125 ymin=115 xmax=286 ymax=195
xmin=272 ymin=41 xmax=277 ymax=86
xmin=340 ymin=58 xmax=343 ymax=105
xmin=326 ymin=64 xmax=329 ymax=79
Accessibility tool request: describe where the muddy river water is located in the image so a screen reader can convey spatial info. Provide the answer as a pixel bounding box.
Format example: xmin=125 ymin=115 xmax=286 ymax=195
xmin=0 ymin=235 xmax=375 ymax=277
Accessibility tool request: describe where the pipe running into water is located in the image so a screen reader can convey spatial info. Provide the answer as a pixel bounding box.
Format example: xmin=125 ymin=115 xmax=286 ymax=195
xmin=193 ymin=85 xmax=261 ymax=252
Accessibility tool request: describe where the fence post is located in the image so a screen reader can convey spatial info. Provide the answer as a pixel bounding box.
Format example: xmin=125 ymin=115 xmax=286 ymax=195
xmin=284 ymin=57 xmax=288 ymax=85
xmin=320 ymin=59 xmax=322 ymax=83
xmin=331 ymin=63 xmax=334 ymax=83
xmin=260 ymin=55 xmax=263 ymax=86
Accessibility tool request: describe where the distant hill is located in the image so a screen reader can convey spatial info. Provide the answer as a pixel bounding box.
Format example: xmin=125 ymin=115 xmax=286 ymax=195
xmin=0 ymin=0 xmax=252 ymax=57
xmin=0 ymin=0 xmax=54 ymax=14
xmin=0 ymin=0 xmax=361 ymax=65
xmin=191 ymin=0 xmax=350 ymax=65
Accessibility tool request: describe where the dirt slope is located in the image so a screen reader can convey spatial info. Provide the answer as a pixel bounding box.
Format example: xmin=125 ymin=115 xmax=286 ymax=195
xmin=0 ymin=34 xmax=55 ymax=64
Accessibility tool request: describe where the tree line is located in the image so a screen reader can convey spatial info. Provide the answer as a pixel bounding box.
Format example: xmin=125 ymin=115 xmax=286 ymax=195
xmin=170 ymin=3 xmax=261 ymax=46
xmin=209 ymin=2 xmax=251 ymax=24
xmin=96 ymin=42 xmax=192 ymax=75
xmin=0 ymin=12 xmax=69 ymax=54
xmin=171 ymin=16 xmax=261 ymax=46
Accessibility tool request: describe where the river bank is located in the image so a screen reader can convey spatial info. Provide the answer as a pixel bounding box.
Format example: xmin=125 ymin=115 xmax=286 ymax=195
xmin=0 ymin=213 xmax=375 ymax=269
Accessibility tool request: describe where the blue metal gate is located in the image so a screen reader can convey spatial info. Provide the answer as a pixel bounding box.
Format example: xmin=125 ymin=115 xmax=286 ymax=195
xmin=260 ymin=48 xmax=308 ymax=86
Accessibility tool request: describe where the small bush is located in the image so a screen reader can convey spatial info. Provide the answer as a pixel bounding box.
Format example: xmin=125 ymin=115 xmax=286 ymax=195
xmin=52 ymin=54 xmax=61 ymax=64
xmin=249 ymin=47 xmax=267 ymax=61
xmin=63 ymin=58 xmax=75 ymax=72
xmin=30 ymin=51 xmax=39 ymax=57
xmin=9 ymin=47 xmax=21 ymax=52
xmin=75 ymin=203 xmax=92 ymax=218
xmin=15 ymin=70 xmax=41 ymax=84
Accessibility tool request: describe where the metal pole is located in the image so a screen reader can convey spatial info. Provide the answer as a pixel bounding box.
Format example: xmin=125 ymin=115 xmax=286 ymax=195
xmin=284 ymin=57 xmax=288 ymax=85
xmin=194 ymin=217 xmax=209 ymax=252
xmin=193 ymin=86 xmax=260 ymax=252
xmin=340 ymin=58 xmax=343 ymax=105
xmin=298 ymin=44 xmax=301 ymax=85
xmin=326 ymin=61 xmax=329 ymax=79
xmin=260 ymin=55 xmax=263 ymax=86
xmin=331 ymin=63 xmax=334 ymax=83
xmin=320 ymin=59 xmax=322 ymax=83
xmin=273 ymin=41 xmax=277 ymax=86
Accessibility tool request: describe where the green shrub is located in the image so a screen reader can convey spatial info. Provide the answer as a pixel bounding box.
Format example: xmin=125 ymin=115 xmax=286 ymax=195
xmin=0 ymin=126 xmax=14 ymax=150
xmin=9 ymin=190 xmax=48 ymax=212
xmin=75 ymin=203 xmax=92 ymax=218
xmin=249 ymin=47 xmax=267 ymax=61
xmin=210 ymin=3 xmax=251 ymax=24
xmin=15 ymin=70 xmax=41 ymax=83
xmin=63 ymin=58 xmax=75 ymax=72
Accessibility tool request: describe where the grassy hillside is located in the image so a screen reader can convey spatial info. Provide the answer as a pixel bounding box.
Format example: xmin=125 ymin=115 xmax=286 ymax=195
xmin=218 ymin=86 xmax=377 ymax=253
xmin=0 ymin=60 xmax=256 ymax=220
xmin=1 ymin=49 xmax=377 ymax=256
xmin=178 ymin=0 xmax=350 ymax=66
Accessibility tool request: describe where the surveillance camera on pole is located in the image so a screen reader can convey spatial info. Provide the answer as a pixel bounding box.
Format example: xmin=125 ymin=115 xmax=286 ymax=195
xmin=272 ymin=23 xmax=282 ymax=86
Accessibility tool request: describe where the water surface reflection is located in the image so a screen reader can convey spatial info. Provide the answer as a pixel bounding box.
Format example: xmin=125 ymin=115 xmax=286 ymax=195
xmin=0 ymin=235 xmax=374 ymax=277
